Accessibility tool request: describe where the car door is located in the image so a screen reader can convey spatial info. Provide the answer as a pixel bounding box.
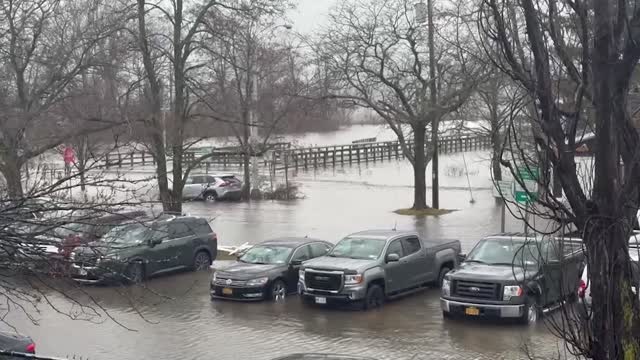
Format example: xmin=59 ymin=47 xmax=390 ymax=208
xmin=384 ymin=239 xmax=408 ymax=293
xmin=168 ymin=221 xmax=198 ymax=268
xmin=145 ymin=224 xmax=173 ymax=275
xmin=401 ymin=236 xmax=429 ymax=287
xmin=288 ymin=245 xmax=312 ymax=292
xmin=182 ymin=177 xmax=198 ymax=199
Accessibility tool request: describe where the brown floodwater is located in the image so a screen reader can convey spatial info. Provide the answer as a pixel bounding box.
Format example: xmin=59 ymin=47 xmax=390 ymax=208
xmin=4 ymin=154 xmax=574 ymax=359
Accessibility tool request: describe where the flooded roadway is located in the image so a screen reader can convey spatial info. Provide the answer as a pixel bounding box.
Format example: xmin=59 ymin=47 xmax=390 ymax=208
xmin=6 ymin=151 xmax=573 ymax=359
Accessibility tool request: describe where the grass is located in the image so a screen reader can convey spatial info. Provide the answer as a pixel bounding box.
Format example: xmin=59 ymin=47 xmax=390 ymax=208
xmin=393 ymin=208 xmax=457 ymax=216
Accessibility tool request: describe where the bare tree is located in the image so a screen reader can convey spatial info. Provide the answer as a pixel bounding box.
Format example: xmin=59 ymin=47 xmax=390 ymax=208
xmin=479 ymin=0 xmax=640 ymax=357
xmin=0 ymin=0 xmax=127 ymax=199
xmin=317 ymin=0 xmax=481 ymax=210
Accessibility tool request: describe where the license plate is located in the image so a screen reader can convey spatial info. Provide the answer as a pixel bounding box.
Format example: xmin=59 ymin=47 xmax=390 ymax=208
xmin=465 ymin=307 xmax=480 ymax=316
xmin=315 ymin=296 xmax=327 ymax=304
xmin=79 ymin=268 xmax=87 ymax=276
xmin=222 ymin=288 xmax=233 ymax=295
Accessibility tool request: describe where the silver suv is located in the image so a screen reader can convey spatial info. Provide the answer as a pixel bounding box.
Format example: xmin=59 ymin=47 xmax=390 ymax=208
xmin=180 ymin=174 xmax=242 ymax=201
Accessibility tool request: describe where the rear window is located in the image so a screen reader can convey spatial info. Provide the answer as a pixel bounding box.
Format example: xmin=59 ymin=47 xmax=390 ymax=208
xmin=170 ymin=222 xmax=196 ymax=238
xmin=220 ymin=176 xmax=241 ymax=184
xmin=193 ymin=219 xmax=213 ymax=235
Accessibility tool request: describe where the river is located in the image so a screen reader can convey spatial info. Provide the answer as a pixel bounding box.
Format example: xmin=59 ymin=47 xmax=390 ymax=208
xmin=5 ymin=125 xmax=576 ymax=359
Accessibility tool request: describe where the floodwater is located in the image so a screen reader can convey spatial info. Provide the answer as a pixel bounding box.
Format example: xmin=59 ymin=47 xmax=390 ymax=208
xmin=6 ymin=127 xmax=575 ymax=360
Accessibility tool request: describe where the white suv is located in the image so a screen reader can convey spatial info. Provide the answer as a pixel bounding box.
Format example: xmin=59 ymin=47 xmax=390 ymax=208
xmin=181 ymin=174 xmax=242 ymax=201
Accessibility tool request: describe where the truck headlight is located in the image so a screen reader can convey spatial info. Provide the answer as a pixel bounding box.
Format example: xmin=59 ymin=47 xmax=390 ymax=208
xmin=345 ymin=274 xmax=363 ymax=285
xmin=503 ymin=285 xmax=523 ymax=300
xmin=298 ymin=269 xmax=305 ymax=281
xmin=442 ymin=278 xmax=451 ymax=296
xmin=246 ymin=277 xmax=269 ymax=286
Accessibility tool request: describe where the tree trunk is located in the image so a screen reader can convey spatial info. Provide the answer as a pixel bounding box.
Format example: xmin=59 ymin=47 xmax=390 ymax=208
xmin=491 ymin=129 xmax=502 ymax=181
xmin=2 ymin=154 xmax=24 ymax=199
xmin=412 ymin=124 xmax=428 ymax=210
xmin=242 ymin=151 xmax=251 ymax=200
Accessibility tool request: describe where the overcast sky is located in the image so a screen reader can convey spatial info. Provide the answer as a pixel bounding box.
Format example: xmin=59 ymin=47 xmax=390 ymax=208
xmin=290 ymin=0 xmax=337 ymax=34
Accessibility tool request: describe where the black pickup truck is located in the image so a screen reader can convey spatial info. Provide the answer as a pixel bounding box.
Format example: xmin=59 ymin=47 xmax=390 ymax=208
xmin=440 ymin=233 xmax=584 ymax=324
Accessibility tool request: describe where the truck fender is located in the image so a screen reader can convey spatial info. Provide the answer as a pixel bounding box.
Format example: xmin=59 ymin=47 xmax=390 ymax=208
xmin=525 ymin=280 xmax=543 ymax=297
xmin=434 ymin=248 xmax=457 ymax=269
xmin=363 ymin=267 xmax=385 ymax=289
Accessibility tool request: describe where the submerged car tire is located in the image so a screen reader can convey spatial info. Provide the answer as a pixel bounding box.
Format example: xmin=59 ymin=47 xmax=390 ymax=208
xmin=192 ymin=251 xmax=211 ymax=271
xmin=204 ymin=191 xmax=218 ymax=202
xmin=362 ymin=284 xmax=384 ymax=310
xmin=520 ymin=298 xmax=541 ymax=325
xmin=125 ymin=262 xmax=145 ymax=284
xmin=437 ymin=266 xmax=452 ymax=288
xmin=270 ymin=279 xmax=287 ymax=302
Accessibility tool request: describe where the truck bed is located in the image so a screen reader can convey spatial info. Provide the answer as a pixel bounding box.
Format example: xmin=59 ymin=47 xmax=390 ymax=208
xmin=423 ymin=239 xmax=462 ymax=254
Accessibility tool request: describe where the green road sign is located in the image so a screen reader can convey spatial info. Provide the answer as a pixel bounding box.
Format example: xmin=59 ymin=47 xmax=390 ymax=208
xmin=514 ymin=166 xmax=539 ymax=204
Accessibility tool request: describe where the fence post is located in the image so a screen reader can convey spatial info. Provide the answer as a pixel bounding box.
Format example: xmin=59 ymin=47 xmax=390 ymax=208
xmin=118 ymin=153 xmax=122 ymax=168
xmin=105 ymin=154 xmax=110 ymax=168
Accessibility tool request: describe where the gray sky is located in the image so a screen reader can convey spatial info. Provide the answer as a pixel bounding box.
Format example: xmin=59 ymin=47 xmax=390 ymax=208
xmin=290 ymin=0 xmax=337 ymax=34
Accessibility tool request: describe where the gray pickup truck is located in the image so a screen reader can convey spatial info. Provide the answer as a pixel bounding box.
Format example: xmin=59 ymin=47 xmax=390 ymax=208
xmin=298 ymin=230 xmax=461 ymax=310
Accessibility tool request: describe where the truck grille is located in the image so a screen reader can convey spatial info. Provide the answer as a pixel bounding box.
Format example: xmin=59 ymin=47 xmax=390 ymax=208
xmin=305 ymin=271 xmax=342 ymax=291
xmin=73 ymin=253 xmax=99 ymax=268
xmin=453 ymin=280 xmax=501 ymax=300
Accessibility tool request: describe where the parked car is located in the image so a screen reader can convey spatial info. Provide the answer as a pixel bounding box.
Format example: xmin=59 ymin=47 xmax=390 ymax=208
xmin=178 ymin=174 xmax=242 ymax=201
xmin=211 ymin=238 xmax=333 ymax=301
xmin=0 ymin=331 xmax=35 ymax=359
xmin=299 ymin=230 xmax=461 ymax=310
xmin=271 ymin=354 xmax=377 ymax=360
xmin=441 ymin=233 xmax=584 ymax=324
xmin=578 ymin=232 xmax=640 ymax=314
xmin=55 ymin=210 xmax=147 ymax=258
xmin=70 ymin=215 xmax=217 ymax=284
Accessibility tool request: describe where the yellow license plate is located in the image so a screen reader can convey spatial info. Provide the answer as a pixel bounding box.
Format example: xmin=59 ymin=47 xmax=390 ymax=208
xmin=222 ymin=288 xmax=233 ymax=295
xmin=465 ymin=307 xmax=480 ymax=316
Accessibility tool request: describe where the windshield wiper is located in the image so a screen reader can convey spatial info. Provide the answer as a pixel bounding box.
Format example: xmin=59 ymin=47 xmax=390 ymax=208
xmin=464 ymin=259 xmax=488 ymax=264
xmin=489 ymin=262 xmax=516 ymax=266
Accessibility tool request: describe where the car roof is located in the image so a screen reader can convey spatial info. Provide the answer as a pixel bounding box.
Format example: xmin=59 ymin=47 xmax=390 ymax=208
xmin=346 ymin=229 xmax=416 ymax=240
xmin=190 ymin=173 xmax=236 ymax=178
xmin=259 ymin=237 xmax=329 ymax=247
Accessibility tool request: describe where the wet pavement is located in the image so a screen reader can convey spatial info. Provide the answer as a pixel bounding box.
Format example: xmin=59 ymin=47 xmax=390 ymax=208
xmin=5 ymin=146 xmax=574 ymax=359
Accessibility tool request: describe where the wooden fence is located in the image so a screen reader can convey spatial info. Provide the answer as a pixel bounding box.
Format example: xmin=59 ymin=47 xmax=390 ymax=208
xmin=99 ymin=135 xmax=491 ymax=171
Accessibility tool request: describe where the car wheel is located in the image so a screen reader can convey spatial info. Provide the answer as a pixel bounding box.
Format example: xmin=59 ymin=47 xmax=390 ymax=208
xmin=270 ymin=279 xmax=287 ymax=302
xmin=193 ymin=251 xmax=211 ymax=271
xmin=204 ymin=191 xmax=218 ymax=202
xmin=438 ymin=266 xmax=452 ymax=288
xmin=520 ymin=298 xmax=541 ymax=325
xmin=125 ymin=262 xmax=145 ymax=284
xmin=363 ymin=284 xmax=384 ymax=310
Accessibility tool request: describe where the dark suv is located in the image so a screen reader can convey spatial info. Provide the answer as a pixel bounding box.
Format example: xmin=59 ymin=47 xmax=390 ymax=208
xmin=70 ymin=215 xmax=217 ymax=284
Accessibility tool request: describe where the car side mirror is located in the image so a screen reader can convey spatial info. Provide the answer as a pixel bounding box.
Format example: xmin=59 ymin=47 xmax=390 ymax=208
xmin=386 ymin=253 xmax=400 ymax=263
xmin=149 ymin=239 xmax=162 ymax=247
xmin=457 ymin=254 xmax=467 ymax=263
xmin=290 ymin=259 xmax=303 ymax=266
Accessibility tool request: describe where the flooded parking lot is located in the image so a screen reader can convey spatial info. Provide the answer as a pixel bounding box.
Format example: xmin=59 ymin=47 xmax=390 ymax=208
xmin=4 ymin=154 xmax=573 ymax=359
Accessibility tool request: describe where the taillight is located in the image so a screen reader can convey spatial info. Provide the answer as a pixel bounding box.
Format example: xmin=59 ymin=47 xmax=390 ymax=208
xmin=219 ymin=181 xmax=230 ymax=187
xmin=578 ymin=279 xmax=587 ymax=298
xmin=25 ymin=343 xmax=35 ymax=354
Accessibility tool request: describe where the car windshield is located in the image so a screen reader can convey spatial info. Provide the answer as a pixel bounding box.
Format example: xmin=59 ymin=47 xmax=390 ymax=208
xmin=466 ymin=238 xmax=542 ymax=267
xmin=102 ymin=224 xmax=150 ymax=245
xmin=55 ymin=222 xmax=92 ymax=238
xmin=239 ymin=245 xmax=293 ymax=264
xmin=329 ymin=237 xmax=387 ymax=260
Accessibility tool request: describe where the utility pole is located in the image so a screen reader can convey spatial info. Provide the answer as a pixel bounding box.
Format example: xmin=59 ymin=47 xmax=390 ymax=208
xmin=427 ymin=0 xmax=439 ymax=209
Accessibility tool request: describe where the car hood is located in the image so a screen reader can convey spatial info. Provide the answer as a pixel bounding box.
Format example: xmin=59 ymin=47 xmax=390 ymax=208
xmin=447 ymin=262 xmax=536 ymax=283
xmin=302 ymin=256 xmax=378 ymax=272
xmin=216 ymin=262 xmax=285 ymax=280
